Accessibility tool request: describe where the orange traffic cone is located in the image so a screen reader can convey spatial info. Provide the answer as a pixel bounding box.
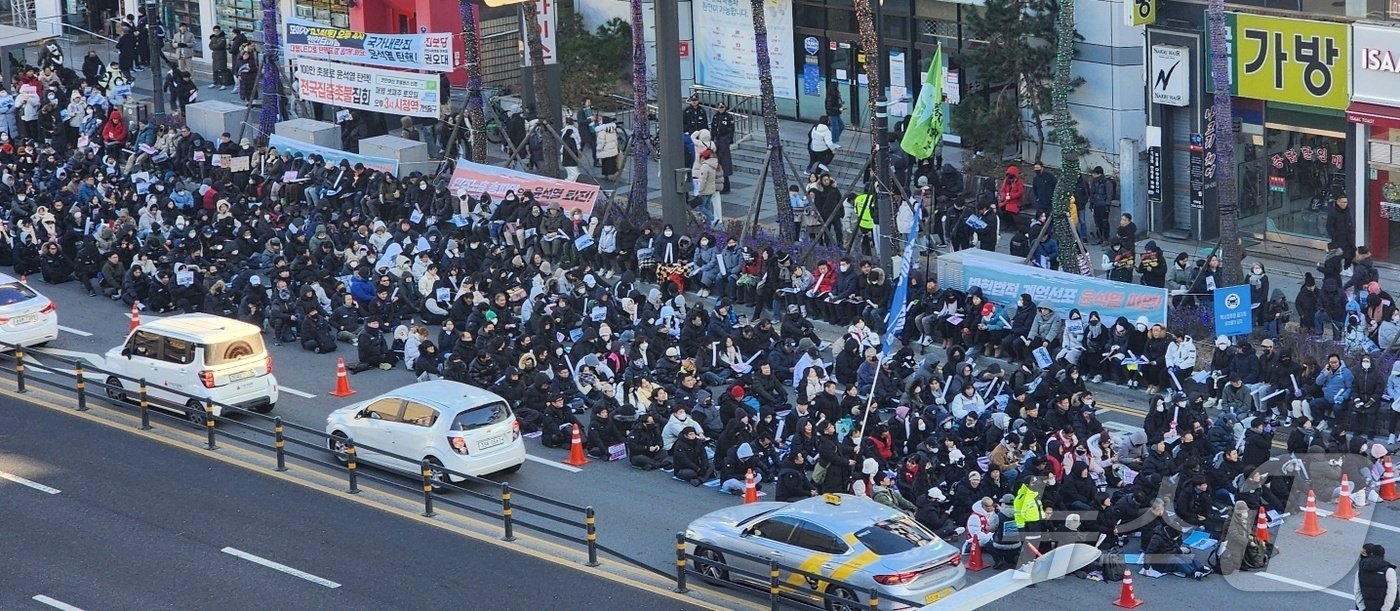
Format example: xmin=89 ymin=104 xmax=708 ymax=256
xmin=1335 ymin=475 xmax=1360 ymax=520
xmin=743 ymin=469 xmax=758 ymax=504
xmin=1381 ymin=457 xmax=1400 ymax=502
xmin=563 ymin=423 xmax=590 ymax=467
xmin=964 ymin=533 xmax=989 ymax=572
xmin=1255 ymin=505 xmax=1271 ymax=543
xmin=1296 ymin=490 xmax=1326 ymax=536
xmin=1112 ymin=568 xmax=1144 ymax=608
xmin=328 ymin=357 xmax=356 ymax=397
xmin=129 ymin=301 xmax=141 ymax=330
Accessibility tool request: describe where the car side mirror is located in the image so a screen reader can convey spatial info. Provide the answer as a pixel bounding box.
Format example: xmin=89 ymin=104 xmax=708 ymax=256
xmin=121 ymin=348 xmax=131 ymax=358
xmin=354 ymin=408 xmax=367 ymax=420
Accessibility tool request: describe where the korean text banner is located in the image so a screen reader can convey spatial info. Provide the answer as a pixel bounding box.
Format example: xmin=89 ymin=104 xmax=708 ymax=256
xmin=449 ymin=159 xmax=600 ymax=215
xmin=1214 ymin=284 xmax=1253 ymax=337
xmin=693 ymin=0 xmax=796 ymax=98
xmin=1226 ymin=12 xmax=1349 ymax=110
xmin=286 ymin=19 xmax=453 ymax=72
xmin=268 ymin=134 xmax=398 ymax=174
xmin=293 ymin=58 xmax=441 ymax=118
xmin=940 ymin=250 xmax=1168 ymax=326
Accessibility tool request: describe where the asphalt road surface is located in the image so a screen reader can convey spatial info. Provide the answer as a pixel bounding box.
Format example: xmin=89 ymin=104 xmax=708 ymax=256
xmin=13 ymin=277 xmax=1400 ymax=608
xmin=0 ymin=400 xmax=701 ymax=611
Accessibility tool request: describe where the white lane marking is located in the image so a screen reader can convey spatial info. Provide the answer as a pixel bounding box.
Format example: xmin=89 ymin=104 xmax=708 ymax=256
xmin=279 ymin=386 xmax=316 ymax=399
xmin=524 ymin=455 xmax=582 ymax=473
xmin=57 ymin=325 xmax=92 ymax=337
xmin=1314 ymin=508 xmax=1400 ymax=534
xmin=32 ymin=595 xmax=86 ymax=611
xmin=1254 ymin=572 xmax=1353 ymax=599
xmin=221 ymin=547 xmax=341 ymax=588
xmin=0 ymin=470 xmax=60 ymax=494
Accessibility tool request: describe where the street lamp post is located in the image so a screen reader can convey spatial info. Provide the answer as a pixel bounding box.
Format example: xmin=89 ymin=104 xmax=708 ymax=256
xmin=872 ymin=1 xmax=894 ymax=271
xmin=146 ymin=2 xmax=164 ymax=120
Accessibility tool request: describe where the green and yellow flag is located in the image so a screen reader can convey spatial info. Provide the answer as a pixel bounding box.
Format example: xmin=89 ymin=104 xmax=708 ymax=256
xmin=899 ymin=45 xmax=946 ymax=160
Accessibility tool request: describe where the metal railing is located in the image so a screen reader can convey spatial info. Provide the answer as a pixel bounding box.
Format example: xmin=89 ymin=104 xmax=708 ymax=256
xmin=0 ymin=341 xmax=633 ymax=571
xmin=675 ymin=534 xmax=925 ymax=611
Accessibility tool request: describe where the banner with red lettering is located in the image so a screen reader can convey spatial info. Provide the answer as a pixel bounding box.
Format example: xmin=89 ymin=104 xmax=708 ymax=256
xmin=449 ymin=159 xmax=600 ymax=215
xmin=292 ymin=58 xmax=441 ymax=118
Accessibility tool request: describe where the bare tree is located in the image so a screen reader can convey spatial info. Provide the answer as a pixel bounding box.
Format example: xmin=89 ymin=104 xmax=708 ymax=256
xmin=521 ymin=1 xmax=561 ymax=178
xmin=459 ymin=0 xmax=487 ymax=163
xmin=750 ymin=0 xmax=793 ymax=239
xmin=1208 ymin=0 xmax=1242 ymax=284
xmin=626 ymin=0 xmax=650 ymax=223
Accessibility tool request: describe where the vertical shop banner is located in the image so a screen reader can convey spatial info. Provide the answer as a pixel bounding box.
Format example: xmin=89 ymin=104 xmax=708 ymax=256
xmin=693 ymin=0 xmax=796 ymax=98
xmin=1146 ymin=147 xmax=1163 ymax=204
xmin=449 ymin=159 xmax=600 ymax=215
xmin=285 ymin=19 xmax=454 ymax=72
xmin=293 ymin=59 xmax=442 ymax=118
xmin=1189 ymin=133 xmax=1205 ymax=209
xmin=1214 ymin=284 xmax=1253 ymax=336
xmin=888 ymin=49 xmax=908 ymax=116
xmin=1217 ymin=13 xmax=1349 ymax=110
xmin=522 ymin=0 xmax=558 ymax=66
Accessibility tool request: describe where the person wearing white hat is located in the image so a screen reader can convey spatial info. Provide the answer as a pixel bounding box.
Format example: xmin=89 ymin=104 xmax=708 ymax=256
xmin=850 ymin=457 xmax=880 ymax=497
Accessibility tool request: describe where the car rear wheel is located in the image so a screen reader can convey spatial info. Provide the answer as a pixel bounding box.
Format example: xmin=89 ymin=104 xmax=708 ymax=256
xmin=824 ymin=586 xmax=860 ymax=611
xmin=424 ymin=456 xmax=450 ymax=492
xmin=329 ymin=432 xmax=350 ymax=463
xmin=694 ymin=547 xmax=729 ymax=584
xmin=104 ymin=376 xmax=126 ymax=403
xmin=185 ymin=399 xmax=208 ymax=427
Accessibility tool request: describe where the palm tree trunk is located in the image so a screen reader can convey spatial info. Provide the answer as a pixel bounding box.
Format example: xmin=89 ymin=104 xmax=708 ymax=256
xmin=256 ymin=0 xmax=281 ymax=143
xmin=626 ymin=0 xmax=650 ymax=224
xmin=750 ymin=0 xmax=792 ymax=240
xmin=460 ymin=1 xmax=487 ymax=163
xmin=1208 ymin=0 xmax=1242 ymax=285
xmin=1049 ymin=0 xmax=1086 ymax=274
xmin=521 ymin=2 xmax=560 ymax=179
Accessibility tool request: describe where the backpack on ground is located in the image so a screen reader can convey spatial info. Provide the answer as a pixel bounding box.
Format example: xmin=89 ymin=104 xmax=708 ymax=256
xmin=1101 ymin=551 xmax=1126 ymax=581
xmin=1241 ymin=536 xmax=1272 ymax=571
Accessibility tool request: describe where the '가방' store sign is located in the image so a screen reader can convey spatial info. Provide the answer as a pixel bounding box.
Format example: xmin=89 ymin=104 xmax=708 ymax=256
xmin=1352 ymin=23 xmax=1400 ymax=105
xmin=293 ymin=59 xmax=441 ymax=118
xmin=1220 ymin=13 xmax=1349 ymax=110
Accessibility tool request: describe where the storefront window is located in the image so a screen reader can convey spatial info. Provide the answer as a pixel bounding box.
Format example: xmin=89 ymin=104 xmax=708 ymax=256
xmin=158 ymin=2 xmax=202 ymax=58
xmin=1238 ymin=106 xmax=1349 ymax=242
xmin=293 ymin=0 xmax=351 ymax=29
xmin=1367 ymin=126 xmax=1400 ymax=261
xmin=216 ymin=0 xmax=261 ymax=44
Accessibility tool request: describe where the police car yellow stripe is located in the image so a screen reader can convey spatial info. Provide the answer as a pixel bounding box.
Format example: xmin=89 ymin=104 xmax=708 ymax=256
xmin=831 ymin=533 xmax=880 ymax=582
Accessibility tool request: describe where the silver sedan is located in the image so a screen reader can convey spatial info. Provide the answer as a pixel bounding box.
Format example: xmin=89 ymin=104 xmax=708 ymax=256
xmin=685 ymin=494 xmax=966 ymax=610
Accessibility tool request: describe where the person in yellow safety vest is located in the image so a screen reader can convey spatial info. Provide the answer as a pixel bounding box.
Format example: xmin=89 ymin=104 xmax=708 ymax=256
xmin=853 ymin=192 xmax=876 ymax=256
xmin=1013 ymin=473 xmax=1048 ymax=554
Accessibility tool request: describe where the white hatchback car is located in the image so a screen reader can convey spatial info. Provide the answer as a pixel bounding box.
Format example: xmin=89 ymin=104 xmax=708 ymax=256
xmin=325 ymin=380 xmax=526 ymax=483
xmin=0 ymin=274 xmax=58 ymax=348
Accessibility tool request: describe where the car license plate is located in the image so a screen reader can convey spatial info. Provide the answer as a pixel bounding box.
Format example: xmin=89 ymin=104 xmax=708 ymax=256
xmin=229 ymin=369 xmax=254 ymax=382
xmin=478 ymin=434 xmax=508 ymax=451
xmin=925 ymin=588 xmax=953 ymax=604
xmin=11 ymin=314 xmax=36 ymax=325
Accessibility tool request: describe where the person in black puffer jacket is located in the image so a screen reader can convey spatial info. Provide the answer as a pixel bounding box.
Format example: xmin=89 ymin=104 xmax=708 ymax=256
xmin=1354 ymin=543 xmax=1398 ymax=611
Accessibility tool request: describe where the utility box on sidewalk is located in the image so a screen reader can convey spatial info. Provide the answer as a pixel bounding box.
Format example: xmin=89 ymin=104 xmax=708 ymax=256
xmin=185 ymin=101 xmax=248 ymax=143
xmin=359 ymin=135 xmax=431 ymax=175
xmin=274 ymin=118 xmax=341 ymax=149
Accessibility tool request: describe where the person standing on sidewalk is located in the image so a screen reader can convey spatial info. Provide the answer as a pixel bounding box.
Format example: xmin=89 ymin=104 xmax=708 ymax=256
xmin=1354 ymin=543 xmax=1397 ymax=611
xmin=575 ymin=97 xmax=596 ymax=166
xmin=682 ymin=95 xmax=708 ymax=136
xmin=1329 ymin=195 xmax=1357 ymax=271
xmin=172 ymin=23 xmax=195 ymax=78
xmin=807 ymin=116 xmax=838 ymax=174
xmin=208 ymin=25 xmax=229 ymax=91
xmin=825 ymin=87 xmax=845 ymax=144
xmin=710 ymin=103 xmax=736 ymax=194
xmin=1088 ymin=166 xmax=1112 ymax=245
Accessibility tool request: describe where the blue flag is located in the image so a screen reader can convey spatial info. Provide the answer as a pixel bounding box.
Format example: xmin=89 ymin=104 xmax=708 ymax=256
xmin=882 ymin=202 xmax=923 ymax=352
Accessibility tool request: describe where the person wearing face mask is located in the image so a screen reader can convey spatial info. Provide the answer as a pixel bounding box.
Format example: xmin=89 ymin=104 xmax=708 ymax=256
xmin=1247 ymin=262 xmax=1270 ymax=326
xmin=1166 ymin=251 xmax=1195 ymax=307
xmin=1351 ymin=356 xmax=1384 ymax=438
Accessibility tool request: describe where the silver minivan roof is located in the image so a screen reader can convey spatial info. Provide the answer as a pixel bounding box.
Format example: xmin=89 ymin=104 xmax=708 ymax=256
xmin=132 ymin=314 xmax=266 ymax=346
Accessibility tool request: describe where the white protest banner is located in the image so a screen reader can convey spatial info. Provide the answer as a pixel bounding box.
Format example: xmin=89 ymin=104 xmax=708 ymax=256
xmin=293 ymin=58 xmax=441 ymax=118
xmin=286 ymin=19 xmax=454 ymax=72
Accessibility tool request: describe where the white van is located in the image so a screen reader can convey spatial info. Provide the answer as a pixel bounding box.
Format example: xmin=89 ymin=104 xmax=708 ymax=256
xmin=103 ymin=314 xmax=279 ymax=423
